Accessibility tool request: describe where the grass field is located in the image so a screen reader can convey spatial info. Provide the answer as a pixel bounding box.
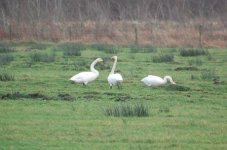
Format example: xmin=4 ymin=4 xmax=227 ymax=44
xmin=0 ymin=42 xmax=227 ymax=149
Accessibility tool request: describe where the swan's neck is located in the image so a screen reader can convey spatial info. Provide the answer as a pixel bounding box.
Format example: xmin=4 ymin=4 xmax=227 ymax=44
xmin=90 ymin=60 xmax=99 ymax=74
xmin=110 ymin=58 xmax=117 ymax=75
xmin=164 ymin=76 xmax=175 ymax=84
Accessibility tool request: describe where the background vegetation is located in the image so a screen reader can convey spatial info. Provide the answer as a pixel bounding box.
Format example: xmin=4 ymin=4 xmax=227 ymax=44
xmin=0 ymin=0 xmax=227 ymax=47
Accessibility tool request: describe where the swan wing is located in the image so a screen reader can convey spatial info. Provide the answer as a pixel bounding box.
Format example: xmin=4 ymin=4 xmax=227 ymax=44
xmin=142 ymin=75 xmax=165 ymax=86
xmin=70 ymin=72 xmax=98 ymax=83
xmin=108 ymin=73 xmax=123 ymax=85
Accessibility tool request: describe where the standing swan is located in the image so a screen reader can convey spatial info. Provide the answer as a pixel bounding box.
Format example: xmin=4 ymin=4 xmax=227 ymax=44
xmin=107 ymin=56 xmax=123 ymax=89
xmin=141 ymin=75 xmax=176 ymax=86
xmin=70 ymin=58 xmax=103 ymax=85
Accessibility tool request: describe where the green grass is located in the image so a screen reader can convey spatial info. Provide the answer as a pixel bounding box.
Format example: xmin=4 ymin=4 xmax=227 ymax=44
xmin=0 ymin=42 xmax=226 ymax=149
xmin=0 ymin=54 xmax=14 ymax=65
xmin=0 ymin=72 xmax=14 ymax=81
xmin=104 ymin=103 xmax=149 ymax=117
xmin=179 ymin=48 xmax=209 ymax=57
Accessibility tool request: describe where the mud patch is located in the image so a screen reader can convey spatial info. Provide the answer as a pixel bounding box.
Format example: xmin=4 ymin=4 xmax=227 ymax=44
xmin=175 ymin=66 xmax=199 ymax=71
xmin=165 ymin=84 xmax=190 ymax=91
xmin=58 ymin=93 xmax=74 ymax=101
xmin=104 ymin=93 xmax=133 ymax=102
xmin=28 ymin=93 xmax=49 ymax=99
xmin=1 ymin=92 xmax=50 ymax=100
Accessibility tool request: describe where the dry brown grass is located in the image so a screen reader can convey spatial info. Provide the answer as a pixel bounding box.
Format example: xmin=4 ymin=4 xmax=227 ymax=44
xmin=1 ymin=19 xmax=226 ymax=48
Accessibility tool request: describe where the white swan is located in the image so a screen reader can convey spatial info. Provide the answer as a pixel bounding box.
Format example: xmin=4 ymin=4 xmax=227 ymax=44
xmin=141 ymin=75 xmax=176 ymax=86
xmin=107 ymin=56 xmax=123 ymax=88
xmin=69 ymin=58 xmax=103 ymax=85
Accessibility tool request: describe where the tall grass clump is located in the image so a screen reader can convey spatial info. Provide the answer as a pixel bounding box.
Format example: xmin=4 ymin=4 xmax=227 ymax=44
xmin=188 ymin=58 xmax=203 ymax=66
xmin=0 ymin=43 xmax=15 ymax=53
xmin=152 ymin=54 xmax=174 ymax=63
xmin=29 ymin=52 xmax=56 ymax=63
xmin=104 ymin=103 xmax=149 ymax=117
xmin=27 ymin=42 xmax=50 ymax=50
xmin=73 ymin=60 xmax=88 ymax=71
xmin=201 ymin=69 xmax=219 ymax=80
xmin=90 ymin=43 xmax=118 ymax=54
xmin=0 ymin=72 xmax=14 ymax=81
xmin=180 ymin=48 xmax=208 ymax=57
xmin=60 ymin=43 xmax=85 ymax=56
xmin=130 ymin=45 xmax=156 ymax=53
xmin=0 ymin=54 xmax=14 ymax=65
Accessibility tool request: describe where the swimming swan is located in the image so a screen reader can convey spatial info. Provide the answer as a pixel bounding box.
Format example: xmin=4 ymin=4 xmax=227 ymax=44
xmin=70 ymin=58 xmax=103 ymax=85
xmin=107 ymin=56 xmax=123 ymax=88
xmin=141 ymin=75 xmax=176 ymax=86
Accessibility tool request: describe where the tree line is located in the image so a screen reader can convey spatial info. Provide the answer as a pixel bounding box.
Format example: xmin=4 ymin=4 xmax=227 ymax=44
xmin=1 ymin=0 xmax=226 ymax=24
xmin=0 ymin=0 xmax=226 ymax=47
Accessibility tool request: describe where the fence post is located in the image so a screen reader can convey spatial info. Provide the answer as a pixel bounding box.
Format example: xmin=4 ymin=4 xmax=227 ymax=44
xmin=9 ymin=24 xmax=12 ymax=42
xmin=199 ymin=24 xmax=203 ymax=48
xmin=133 ymin=22 xmax=138 ymax=45
xmin=69 ymin=26 xmax=72 ymax=41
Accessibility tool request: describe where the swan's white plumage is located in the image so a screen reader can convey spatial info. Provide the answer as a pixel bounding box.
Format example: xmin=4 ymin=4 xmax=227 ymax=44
xmin=107 ymin=56 xmax=123 ymax=88
xmin=70 ymin=58 xmax=103 ymax=85
xmin=108 ymin=73 xmax=123 ymax=86
xmin=141 ymin=75 xmax=176 ymax=86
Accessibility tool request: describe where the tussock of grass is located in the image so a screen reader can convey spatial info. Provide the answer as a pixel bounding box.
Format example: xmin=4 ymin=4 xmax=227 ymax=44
xmin=0 ymin=43 xmax=15 ymax=53
xmin=73 ymin=60 xmax=88 ymax=71
xmin=60 ymin=43 xmax=85 ymax=56
xmin=104 ymin=103 xmax=149 ymax=117
xmin=152 ymin=54 xmax=174 ymax=63
xmin=188 ymin=58 xmax=203 ymax=66
xmin=90 ymin=43 xmax=118 ymax=54
xmin=129 ymin=45 xmax=156 ymax=53
xmin=0 ymin=54 xmax=14 ymax=65
xmin=29 ymin=52 xmax=56 ymax=63
xmin=201 ymin=69 xmax=219 ymax=80
xmin=27 ymin=42 xmax=50 ymax=50
xmin=159 ymin=106 xmax=170 ymax=113
xmin=0 ymin=72 xmax=14 ymax=81
xmin=179 ymin=48 xmax=208 ymax=57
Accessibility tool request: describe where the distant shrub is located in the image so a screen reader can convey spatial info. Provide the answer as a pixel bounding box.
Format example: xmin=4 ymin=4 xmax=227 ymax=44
xmin=0 ymin=54 xmax=14 ymax=65
xmin=0 ymin=72 xmax=14 ymax=81
xmin=104 ymin=103 xmax=149 ymax=117
xmin=90 ymin=43 xmax=118 ymax=54
xmin=29 ymin=52 xmax=56 ymax=63
xmin=179 ymin=48 xmax=208 ymax=57
xmin=201 ymin=69 xmax=219 ymax=80
xmin=152 ymin=54 xmax=174 ymax=63
xmin=130 ymin=45 xmax=156 ymax=53
xmin=60 ymin=43 xmax=84 ymax=56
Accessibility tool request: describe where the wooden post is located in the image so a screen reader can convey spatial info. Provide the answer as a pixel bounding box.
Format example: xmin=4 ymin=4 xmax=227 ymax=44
xmin=199 ymin=24 xmax=203 ymax=48
xmin=134 ymin=24 xmax=138 ymax=45
xmin=69 ymin=26 xmax=72 ymax=41
xmin=9 ymin=24 xmax=12 ymax=42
